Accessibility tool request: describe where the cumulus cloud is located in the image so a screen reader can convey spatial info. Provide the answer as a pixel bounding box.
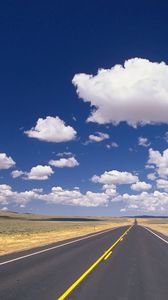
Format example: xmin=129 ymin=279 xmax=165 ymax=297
xmin=11 ymin=166 xmax=54 ymax=180
xmin=131 ymin=181 xmax=151 ymax=191
xmin=49 ymin=157 xmax=79 ymax=168
xmin=147 ymin=173 xmax=157 ymax=181
xmin=148 ymin=148 xmax=168 ymax=178
xmin=138 ymin=137 xmax=151 ymax=147
xmin=89 ymin=132 xmax=109 ymax=142
xmin=0 ymin=184 xmax=41 ymax=207
xmin=41 ymin=187 xmax=109 ymax=207
xmin=11 ymin=170 xmax=24 ymax=178
xmin=91 ymin=170 xmax=138 ymax=185
xmin=0 ymin=153 xmax=15 ymax=170
xmin=1 ymin=179 xmax=168 ymax=211
xmin=156 ymin=179 xmax=168 ymax=192
xmin=25 ymin=116 xmax=77 ymax=142
xmin=113 ymin=191 xmax=168 ymax=212
xmin=0 ymin=184 xmax=110 ymax=207
xmin=73 ymin=58 xmax=168 ymax=127
xmin=25 ymin=165 xmax=54 ymax=180
xmin=0 ymin=184 xmax=14 ymax=205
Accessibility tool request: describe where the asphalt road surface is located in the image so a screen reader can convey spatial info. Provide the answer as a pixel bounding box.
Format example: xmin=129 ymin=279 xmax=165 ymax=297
xmin=0 ymin=225 xmax=168 ymax=300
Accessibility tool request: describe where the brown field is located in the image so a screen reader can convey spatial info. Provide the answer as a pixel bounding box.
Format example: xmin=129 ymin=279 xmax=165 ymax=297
xmin=138 ymin=218 xmax=168 ymax=236
xmin=0 ymin=212 xmax=132 ymax=256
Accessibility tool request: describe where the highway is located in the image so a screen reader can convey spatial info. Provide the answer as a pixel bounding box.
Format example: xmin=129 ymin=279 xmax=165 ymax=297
xmin=0 ymin=225 xmax=168 ymax=300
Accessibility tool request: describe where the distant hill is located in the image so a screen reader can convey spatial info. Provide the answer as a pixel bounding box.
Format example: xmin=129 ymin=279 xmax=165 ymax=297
xmin=0 ymin=211 xmax=101 ymax=222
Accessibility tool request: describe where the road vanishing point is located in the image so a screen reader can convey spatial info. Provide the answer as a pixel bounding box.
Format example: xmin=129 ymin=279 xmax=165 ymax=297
xmin=0 ymin=225 xmax=168 ymax=300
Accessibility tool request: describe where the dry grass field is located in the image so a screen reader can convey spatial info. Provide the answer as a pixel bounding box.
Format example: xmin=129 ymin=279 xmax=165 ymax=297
xmin=138 ymin=218 xmax=168 ymax=236
xmin=0 ymin=212 xmax=132 ymax=256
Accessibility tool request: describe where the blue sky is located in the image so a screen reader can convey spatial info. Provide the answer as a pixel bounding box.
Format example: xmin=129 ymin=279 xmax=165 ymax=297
xmin=1 ymin=0 xmax=168 ymax=216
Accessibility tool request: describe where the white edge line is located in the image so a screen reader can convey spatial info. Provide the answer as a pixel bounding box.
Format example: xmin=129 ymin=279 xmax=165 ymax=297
xmin=141 ymin=225 xmax=168 ymax=245
xmin=0 ymin=226 xmax=123 ymax=266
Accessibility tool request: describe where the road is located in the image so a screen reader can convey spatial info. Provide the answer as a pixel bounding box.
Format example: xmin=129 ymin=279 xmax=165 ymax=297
xmin=0 ymin=225 xmax=168 ymax=300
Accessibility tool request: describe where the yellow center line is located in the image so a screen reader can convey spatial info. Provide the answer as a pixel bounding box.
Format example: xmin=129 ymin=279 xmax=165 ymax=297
xmin=57 ymin=225 xmax=132 ymax=300
xmin=104 ymin=250 xmax=112 ymax=260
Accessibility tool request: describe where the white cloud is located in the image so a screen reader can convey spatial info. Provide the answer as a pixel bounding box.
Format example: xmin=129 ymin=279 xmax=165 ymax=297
xmin=11 ymin=170 xmax=24 ymax=178
xmin=147 ymin=173 xmax=157 ymax=181
xmin=138 ymin=137 xmax=151 ymax=147
xmin=91 ymin=170 xmax=138 ymax=185
xmin=145 ymin=164 xmax=155 ymax=169
xmin=49 ymin=157 xmax=79 ymax=168
xmin=0 ymin=153 xmax=15 ymax=170
xmin=41 ymin=187 xmax=110 ymax=207
xmin=106 ymin=142 xmax=119 ymax=149
xmin=156 ymin=179 xmax=168 ymax=192
xmin=131 ymin=181 xmax=151 ymax=191
xmin=73 ymin=58 xmax=168 ymax=127
xmin=11 ymin=166 xmax=54 ymax=181
xmin=148 ymin=148 xmax=168 ymax=178
xmin=1 ymin=179 xmax=168 ymax=211
xmin=113 ymin=190 xmax=168 ymax=212
xmin=120 ymin=208 xmax=126 ymax=212
xmin=0 ymin=184 xmax=110 ymax=207
xmin=89 ymin=132 xmax=109 ymax=142
xmin=0 ymin=184 xmax=14 ymax=205
xmin=25 ymin=116 xmax=77 ymax=142
xmin=25 ymin=165 xmax=54 ymax=180
xmin=0 ymin=184 xmax=41 ymax=206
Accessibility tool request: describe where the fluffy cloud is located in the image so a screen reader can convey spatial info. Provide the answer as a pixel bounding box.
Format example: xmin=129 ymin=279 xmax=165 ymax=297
xmin=156 ymin=179 xmax=168 ymax=192
xmin=0 ymin=184 xmax=110 ymax=207
xmin=11 ymin=166 xmax=54 ymax=180
xmin=73 ymin=58 xmax=168 ymax=127
xmin=0 ymin=153 xmax=15 ymax=170
xmin=0 ymin=184 xmax=41 ymax=206
xmin=131 ymin=181 xmax=151 ymax=191
xmin=147 ymin=173 xmax=157 ymax=181
xmin=89 ymin=132 xmax=109 ymax=142
xmin=41 ymin=187 xmax=109 ymax=207
xmin=25 ymin=165 xmax=54 ymax=180
xmin=0 ymin=184 xmax=14 ymax=205
xmin=91 ymin=170 xmax=138 ymax=185
xmin=49 ymin=157 xmax=79 ymax=168
xmin=25 ymin=116 xmax=77 ymax=142
xmin=1 ymin=180 xmax=168 ymax=211
xmin=138 ymin=137 xmax=151 ymax=147
xmin=113 ymin=191 xmax=168 ymax=212
xmin=11 ymin=170 xmax=24 ymax=178
xmin=148 ymin=148 xmax=168 ymax=178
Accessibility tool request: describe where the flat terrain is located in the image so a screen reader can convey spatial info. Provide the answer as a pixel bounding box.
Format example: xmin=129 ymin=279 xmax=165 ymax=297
xmin=0 ymin=224 xmax=168 ymax=300
xmin=0 ymin=212 xmax=131 ymax=255
xmin=138 ymin=217 xmax=168 ymax=236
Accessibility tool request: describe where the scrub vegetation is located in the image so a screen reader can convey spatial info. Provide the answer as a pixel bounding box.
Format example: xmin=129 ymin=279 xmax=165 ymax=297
xmin=0 ymin=212 xmax=132 ymax=256
xmin=138 ymin=218 xmax=168 ymax=236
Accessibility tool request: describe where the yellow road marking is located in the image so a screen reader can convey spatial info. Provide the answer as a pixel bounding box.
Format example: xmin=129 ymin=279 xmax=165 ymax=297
xmin=57 ymin=226 xmax=132 ymax=300
xmin=104 ymin=251 xmax=112 ymax=260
